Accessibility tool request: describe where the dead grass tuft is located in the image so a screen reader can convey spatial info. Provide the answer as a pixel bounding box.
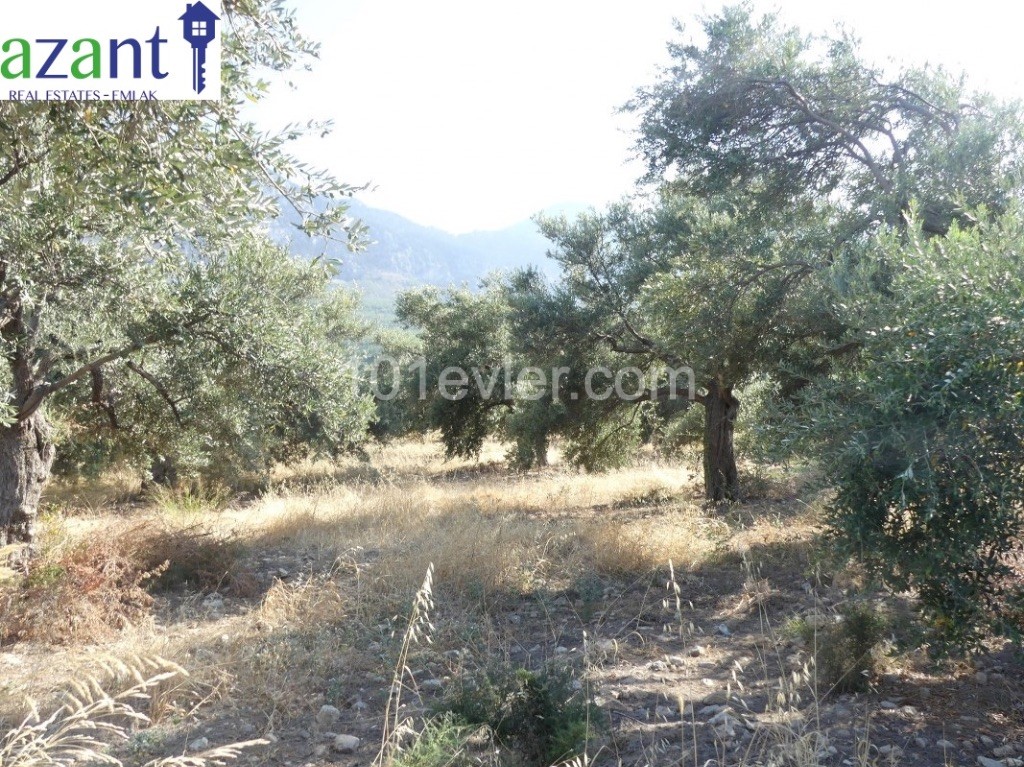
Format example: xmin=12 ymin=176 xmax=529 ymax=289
xmin=0 ymin=654 xmax=265 ymax=767
xmin=223 ymin=575 xmax=361 ymax=717
xmin=122 ymin=521 xmax=245 ymax=593
xmin=42 ymin=467 xmax=143 ymax=515
xmin=0 ymin=518 xmax=245 ymax=646
xmin=0 ymin=534 xmax=156 ymax=646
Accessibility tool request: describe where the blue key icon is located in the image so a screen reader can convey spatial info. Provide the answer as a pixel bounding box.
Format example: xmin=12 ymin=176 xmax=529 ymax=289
xmin=179 ymin=2 xmax=220 ymax=95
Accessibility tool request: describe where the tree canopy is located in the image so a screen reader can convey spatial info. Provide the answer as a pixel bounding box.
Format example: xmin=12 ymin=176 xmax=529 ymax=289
xmin=387 ymin=6 xmax=1024 ymax=650
xmin=53 ymin=236 xmax=373 ymax=484
xmin=0 ymin=0 xmax=371 ymax=542
xmin=628 ymin=5 xmax=1024 ymax=233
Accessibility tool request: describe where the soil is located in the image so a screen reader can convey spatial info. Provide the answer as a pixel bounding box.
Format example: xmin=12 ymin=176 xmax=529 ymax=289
xmin=132 ymin=536 xmax=1024 ymax=766
xmin=3 ymin=468 xmax=1022 ymax=767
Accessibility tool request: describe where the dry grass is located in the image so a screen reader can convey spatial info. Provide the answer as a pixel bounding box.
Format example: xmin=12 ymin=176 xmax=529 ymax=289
xmin=0 ymin=655 xmax=265 ymax=767
xmin=1 ymin=437 xmax=829 ymax=763
xmin=42 ymin=467 xmax=143 ymax=516
xmin=223 ymin=441 xmax=706 ymax=599
xmin=0 ymin=524 xmax=157 ymax=646
xmin=0 ymin=512 xmax=250 ymax=647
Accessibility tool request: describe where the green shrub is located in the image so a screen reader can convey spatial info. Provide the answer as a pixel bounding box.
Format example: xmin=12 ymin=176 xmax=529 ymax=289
xmin=802 ymin=213 xmax=1024 ymax=651
xmin=798 ymin=603 xmax=886 ymax=694
xmin=390 ymin=715 xmax=489 ymax=767
xmin=437 ymin=662 xmax=599 ymax=766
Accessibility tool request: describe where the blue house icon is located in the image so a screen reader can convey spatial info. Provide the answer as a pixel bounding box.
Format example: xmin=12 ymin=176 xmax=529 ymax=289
xmin=179 ymin=2 xmax=220 ymax=46
xmin=179 ymin=2 xmax=220 ymax=94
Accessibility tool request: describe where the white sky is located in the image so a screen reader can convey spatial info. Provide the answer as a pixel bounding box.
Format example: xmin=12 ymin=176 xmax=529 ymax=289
xmin=261 ymin=1 xmax=1024 ymax=233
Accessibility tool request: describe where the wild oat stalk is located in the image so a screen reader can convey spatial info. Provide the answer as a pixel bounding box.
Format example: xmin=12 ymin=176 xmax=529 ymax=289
xmin=0 ymin=655 xmax=266 ymax=767
xmin=663 ymin=559 xmax=692 ymax=639
xmin=377 ymin=562 xmax=435 ymax=766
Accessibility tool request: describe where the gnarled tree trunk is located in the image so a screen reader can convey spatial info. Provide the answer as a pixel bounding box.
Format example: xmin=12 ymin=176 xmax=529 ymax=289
xmin=702 ymin=381 xmax=739 ymax=502
xmin=0 ymin=411 xmax=55 ymax=545
xmin=534 ymin=430 xmax=549 ymax=468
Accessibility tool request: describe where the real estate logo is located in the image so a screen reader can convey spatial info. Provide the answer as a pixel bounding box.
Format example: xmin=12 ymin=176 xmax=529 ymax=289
xmin=180 ymin=2 xmax=219 ymax=94
xmin=2 ymin=0 xmax=222 ymax=101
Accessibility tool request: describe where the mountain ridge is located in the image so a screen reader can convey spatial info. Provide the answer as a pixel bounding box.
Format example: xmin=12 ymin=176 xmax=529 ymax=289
xmin=275 ymin=198 xmax=585 ymax=321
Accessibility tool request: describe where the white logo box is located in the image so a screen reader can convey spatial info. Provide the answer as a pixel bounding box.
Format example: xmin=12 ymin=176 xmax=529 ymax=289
xmin=2 ymin=0 xmax=222 ymax=101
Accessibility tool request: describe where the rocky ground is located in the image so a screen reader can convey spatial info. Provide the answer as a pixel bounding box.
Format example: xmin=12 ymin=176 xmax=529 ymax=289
xmin=2 ymin=445 xmax=1022 ymax=767
xmin=112 ymin=541 xmax=1024 ymax=767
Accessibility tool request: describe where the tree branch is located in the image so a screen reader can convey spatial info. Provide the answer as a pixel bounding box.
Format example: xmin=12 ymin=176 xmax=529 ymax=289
xmin=126 ymin=361 xmax=184 ymax=426
xmin=90 ymin=366 xmax=119 ymax=429
xmin=17 ymin=336 xmax=165 ymax=422
xmin=748 ymin=78 xmax=893 ymax=194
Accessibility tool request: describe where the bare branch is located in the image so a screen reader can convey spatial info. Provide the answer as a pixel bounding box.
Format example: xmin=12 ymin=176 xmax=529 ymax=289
xmin=126 ymin=360 xmax=184 ymax=425
xmin=748 ymin=77 xmax=893 ymax=194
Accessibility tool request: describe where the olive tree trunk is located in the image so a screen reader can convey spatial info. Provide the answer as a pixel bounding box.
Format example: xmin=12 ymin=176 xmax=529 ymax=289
xmin=702 ymin=381 xmax=740 ymax=502
xmin=0 ymin=411 xmax=55 ymax=545
xmin=534 ymin=431 xmax=549 ymax=468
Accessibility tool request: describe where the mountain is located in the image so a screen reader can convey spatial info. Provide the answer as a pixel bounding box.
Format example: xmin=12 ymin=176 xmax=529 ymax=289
xmin=274 ymin=199 xmax=577 ymax=322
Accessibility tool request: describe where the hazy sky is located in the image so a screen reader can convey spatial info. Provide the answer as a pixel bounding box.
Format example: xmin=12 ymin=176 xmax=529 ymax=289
xmin=262 ymin=1 xmax=1024 ymax=233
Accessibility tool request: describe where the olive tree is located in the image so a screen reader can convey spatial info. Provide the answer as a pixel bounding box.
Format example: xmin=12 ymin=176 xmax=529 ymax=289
xmin=629 ymin=6 xmax=1024 ymax=236
xmin=538 ymin=194 xmax=841 ymax=500
xmin=543 ymin=4 xmax=1024 ymax=499
xmin=0 ymin=1 xmax=365 ymax=542
xmin=53 ymin=237 xmax=373 ymax=486
xmin=392 ymin=271 xmax=649 ymax=472
xmin=797 ymin=212 xmax=1024 ymax=649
